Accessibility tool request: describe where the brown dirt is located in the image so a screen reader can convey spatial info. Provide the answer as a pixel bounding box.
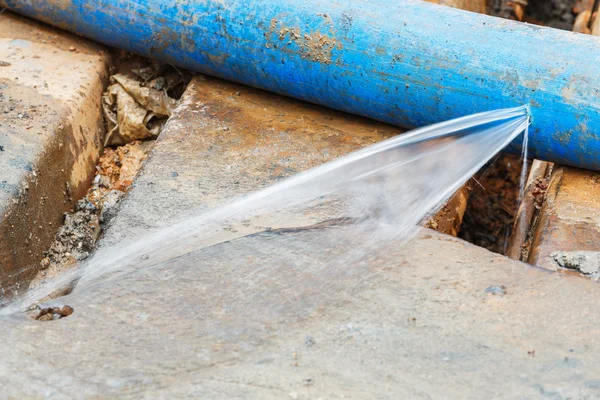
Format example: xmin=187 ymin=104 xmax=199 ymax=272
xmin=487 ymin=0 xmax=577 ymax=27
xmin=30 ymin=141 xmax=152 ymax=291
xmin=458 ymin=153 xmax=526 ymax=254
xmin=519 ymin=176 xmax=549 ymax=263
xmin=525 ymin=0 xmax=578 ymax=30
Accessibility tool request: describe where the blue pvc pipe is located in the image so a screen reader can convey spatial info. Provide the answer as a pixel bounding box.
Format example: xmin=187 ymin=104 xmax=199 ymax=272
xmin=3 ymin=0 xmax=600 ymax=170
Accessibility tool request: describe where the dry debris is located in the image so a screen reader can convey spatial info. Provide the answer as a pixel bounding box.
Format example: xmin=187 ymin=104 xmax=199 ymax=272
xmin=31 ymin=141 xmax=152 ymax=290
xmin=102 ymin=56 xmax=188 ymax=146
xmin=33 ymin=305 xmax=74 ymax=321
xmin=551 ymin=250 xmax=600 ymax=279
xmin=30 ymin=56 xmax=191 ymax=294
xmin=531 ymin=177 xmax=549 ymax=210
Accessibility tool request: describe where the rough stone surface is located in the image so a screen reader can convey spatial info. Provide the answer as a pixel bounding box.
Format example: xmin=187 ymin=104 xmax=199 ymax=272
xmin=4 ymin=229 xmax=600 ymax=398
xmin=2 ymin=76 xmax=600 ymax=398
xmin=529 ymin=166 xmax=600 ymax=273
xmin=551 ymin=250 xmax=600 ymax=277
xmin=99 ymin=76 xmax=403 ymax=247
xmin=0 ymin=12 xmax=108 ymax=296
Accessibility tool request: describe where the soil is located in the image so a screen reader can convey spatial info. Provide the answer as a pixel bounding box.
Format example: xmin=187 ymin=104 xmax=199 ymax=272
xmin=30 ymin=141 xmax=153 ymax=291
xmin=487 ymin=0 xmax=577 ymax=28
xmin=525 ymin=0 xmax=578 ymax=30
xmin=458 ymin=153 xmax=525 ymax=254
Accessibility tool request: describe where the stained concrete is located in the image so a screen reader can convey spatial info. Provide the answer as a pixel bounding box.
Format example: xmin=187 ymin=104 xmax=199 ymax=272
xmin=529 ymin=166 xmax=600 ymax=272
xmin=101 ymin=76 xmax=401 ymax=243
xmin=0 ymin=12 xmax=109 ymax=296
xmin=1 ymin=76 xmax=600 ymax=398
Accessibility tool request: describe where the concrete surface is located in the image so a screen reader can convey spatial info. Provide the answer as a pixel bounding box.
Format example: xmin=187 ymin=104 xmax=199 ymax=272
xmin=102 ymin=75 xmax=464 ymax=252
xmin=0 ymin=12 xmax=108 ymax=296
xmin=101 ymin=76 xmax=401 ymax=239
xmin=8 ymin=227 xmax=600 ymax=399
xmin=1 ymin=77 xmax=600 ymax=398
xmin=529 ymin=166 xmax=600 ymax=275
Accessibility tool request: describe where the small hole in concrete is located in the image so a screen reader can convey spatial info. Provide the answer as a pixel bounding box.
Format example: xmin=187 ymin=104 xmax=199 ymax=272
xmin=32 ymin=305 xmax=74 ymax=321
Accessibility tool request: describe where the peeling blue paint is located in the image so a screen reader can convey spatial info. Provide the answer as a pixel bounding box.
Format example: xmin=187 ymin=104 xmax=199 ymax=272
xmin=2 ymin=0 xmax=600 ymax=169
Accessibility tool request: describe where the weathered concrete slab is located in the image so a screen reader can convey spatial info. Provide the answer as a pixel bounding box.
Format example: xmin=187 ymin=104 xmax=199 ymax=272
xmin=101 ymin=76 xmax=400 ymax=243
xmin=529 ymin=165 xmax=600 ymax=276
xmin=102 ymin=76 xmax=466 ymax=252
xmin=2 ymin=76 xmax=600 ymax=398
xmin=3 ymin=229 xmax=600 ymax=398
xmin=0 ymin=12 xmax=108 ymax=295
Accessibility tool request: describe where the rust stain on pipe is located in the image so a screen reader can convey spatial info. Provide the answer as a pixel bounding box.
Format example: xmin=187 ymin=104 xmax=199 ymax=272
xmin=265 ymin=18 xmax=341 ymax=65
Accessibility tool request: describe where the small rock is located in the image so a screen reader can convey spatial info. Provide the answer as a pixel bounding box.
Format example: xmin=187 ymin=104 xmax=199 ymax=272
xmin=93 ymin=174 xmax=111 ymax=188
xmin=33 ymin=305 xmax=74 ymax=321
xmin=60 ymin=305 xmax=74 ymax=317
xmin=0 ymin=61 xmax=10 ymax=67
xmin=40 ymin=257 xmax=50 ymax=269
xmin=36 ymin=312 xmax=53 ymax=321
xmin=551 ymin=251 xmax=600 ymax=276
xmin=288 ymin=392 xmax=298 ymax=399
xmin=304 ymin=336 xmax=315 ymax=347
xmin=75 ymin=198 xmax=98 ymax=213
xmin=69 ymin=46 xmax=76 ymax=52
xmin=100 ymin=190 xmax=124 ymax=224
xmin=484 ymin=285 xmax=506 ymax=296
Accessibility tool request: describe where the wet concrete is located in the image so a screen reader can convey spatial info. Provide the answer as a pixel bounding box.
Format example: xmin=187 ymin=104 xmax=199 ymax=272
xmin=8 ymin=225 xmax=600 ymax=398
xmin=1 ymin=77 xmax=598 ymax=397
xmin=98 ymin=76 xmax=405 ymax=247
xmin=0 ymin=12 xmax=109 ymax=297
